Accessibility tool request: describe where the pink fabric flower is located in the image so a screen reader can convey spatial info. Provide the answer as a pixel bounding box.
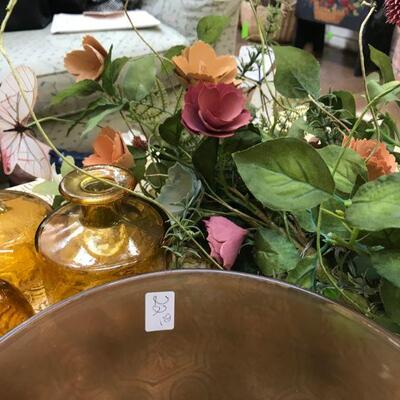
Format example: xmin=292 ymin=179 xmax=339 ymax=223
xmin=204 ymin=216 xmax=248 ymax=269
xmin=182 ymin=82 xmax=251 ymax=138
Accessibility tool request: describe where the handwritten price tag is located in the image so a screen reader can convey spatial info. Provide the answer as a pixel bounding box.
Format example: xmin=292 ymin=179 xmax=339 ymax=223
xmin=145 ymin=291 xmax=175 ymax=332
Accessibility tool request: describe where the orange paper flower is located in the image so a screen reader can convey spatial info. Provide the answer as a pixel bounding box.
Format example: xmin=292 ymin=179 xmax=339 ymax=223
xmin=343 ymin=136 xmax=398 ymax=181
xmin=83 ymin=127 xmax=134 ymax=170
xmin=64 ymin=35 xmax=108 ymax=81
xmin=172 ymin=41 xmax=237 ymax=85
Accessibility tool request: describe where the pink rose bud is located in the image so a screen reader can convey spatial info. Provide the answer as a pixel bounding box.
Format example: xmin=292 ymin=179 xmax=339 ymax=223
xmin=182 ymin=82 xmax=252 ymax=138
xmin=204 ymin=216 xmax=248 ymax=269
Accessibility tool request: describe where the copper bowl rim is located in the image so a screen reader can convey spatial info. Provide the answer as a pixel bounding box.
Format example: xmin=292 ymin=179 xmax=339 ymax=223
xmin=1 ymin=270 xmax=400 ymax=348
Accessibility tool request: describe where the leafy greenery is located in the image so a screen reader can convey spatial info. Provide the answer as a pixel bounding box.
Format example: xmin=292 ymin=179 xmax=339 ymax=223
xmin=233 ymin=138 xmax=334 ymax=211
xmin=346 ymin=174 xmax=400 ymax=231
xmin=159 ymin=113 xmax=183 ymax=146
xmin=121 ymin=55 xmax=157 ymax=101
xmin=51 ymin=80 xmax=102 ymax=104
xmin=369 ymin=45 xmax=395 ymax=83
xmin=318 ymin=145 xmax=367 ymax=193
xmin=197 ymin=15 xmax=230 ymax=45
xmin=272 ymin=46 xmax=320 ymax=99
xmin=255 ymin=228 xmax=300 ymax=276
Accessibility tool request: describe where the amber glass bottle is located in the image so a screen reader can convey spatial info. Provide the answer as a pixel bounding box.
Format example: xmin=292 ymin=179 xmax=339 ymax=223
xmin=37 ymin=165 xmax=166 ymax=304
xmin=0 ymin=279 xmax=34 ymax=336
xmin=0 ymin=191 xmax=52 ymax=312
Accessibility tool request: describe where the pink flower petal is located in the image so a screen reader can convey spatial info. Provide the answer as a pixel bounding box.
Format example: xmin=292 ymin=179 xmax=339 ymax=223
xmin=224 ymin=110 xmax=252 ymax=132
xmin=218 ymin=91 xmax=245 ymax=120
xmin=204 ymin=216 xmax=248 ymax=269
xmin=198 ymin=85 xmax=222 ymax=115
xmin=182 ymin=104 xmax=206 ymax=133
xmin=182 ymin=82 xmax=251 ymax=138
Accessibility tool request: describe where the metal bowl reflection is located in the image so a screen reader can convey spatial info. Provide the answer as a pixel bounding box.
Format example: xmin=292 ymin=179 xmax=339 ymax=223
xmin=0 ymin=270 xmax=399 ymax=399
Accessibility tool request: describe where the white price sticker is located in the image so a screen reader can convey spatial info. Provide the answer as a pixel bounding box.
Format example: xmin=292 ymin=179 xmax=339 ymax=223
xmin=145 ymin=291 xmax=175 ymax=332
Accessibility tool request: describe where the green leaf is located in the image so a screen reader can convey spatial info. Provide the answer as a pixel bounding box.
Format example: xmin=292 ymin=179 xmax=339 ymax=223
xmin=51 ymin=80 xmax=102 ymax=105
xmin=345 ymin=174 xmax=400 ymax=231
xmin=102 ymin=52 xmax=129 ymax=95
xmin=60 ymin=156 xmax=75 ymax=177
xmin=156 ymin=163 xmax=202 ymax=216
xmin=369 ymin=45 xmax=395 ymax=83
xmin=322 ymin=288 xmax=369 ymax=312
xmin=371 ymin=250 xmax=400 ymax=288
xmin=111 ymin=57 xmax=130 ymax=83
xmin=197 ymin=15 xmax=230 ymax=45
xmin=362 ymin=229 xmax=400 ymax=250
xmin=287 ymin=256 xmax=316 ymax=290
xmin=255 ymin=228 xmax=300 ymax=276
xmin=159 ymin=113 xmax=183 ymax=146
xmin=33 ymin=181 xmax=60 ymax=196
xmin=122 ymin=55 xmax=157 ymax=101
xmin=320 ymin=198 xmax=350 ymax=239
xmin=222 ymin=125 xmax=261 ymax=154
xmin=318 ymin=145 xmax=367 ymax=193
xmin=287 ymin=117 xmax=307 ymax=139
xmin=163 ymin=45 xmax=185 ymax=73
xmin=82 ymin=104 xmax=123 ymax=137
xmin=146 ymin=162 xmax=170 ymax=189
xmin=333 ymin=90 xmax=356 ymax=118
xmin=381 ymin=280 xmax=400 ymax=325
xmin=367 ymin=79 xmax=400 ymax=105
xmin=101 ymin=45 xmax=114 ymax=95
xmin=272 ymin=46 xmax=320 ymax=99
xmin=292 ymin=209 xmax=316 ymax=232
xmin=66 ymin=98 xmax=112 ymax=136
xmin=233 ymin=138 xmax=334 ymax=211
xmin=192 ymin=137 xmax=219 ymax=185
xmin=128 ymin=145 xmax=147 ymax=182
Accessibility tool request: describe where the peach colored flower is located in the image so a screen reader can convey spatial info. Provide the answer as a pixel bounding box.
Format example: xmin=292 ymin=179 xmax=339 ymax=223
xmin=64 ymin=35 xmax=107 ymax=81
xmin=83 ymin=127 xmax=134 ymax=169
xmin=172 ymin=41 xmax=237 ymax=85
xmin=343 ymin=136 xmax=398 ymax=181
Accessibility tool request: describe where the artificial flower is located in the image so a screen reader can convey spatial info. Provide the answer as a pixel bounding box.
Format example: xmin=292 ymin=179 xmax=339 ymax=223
xmin=172 ymin=41 xmax=237 ymax=84
xmin=384 ymin=0 xmax=400 ymax=26
xmin=64 ymin=35 xmax=108 ymax=81
xmin=132 ymin=135 xmax=148 ymax=150
xmin=204 ymin=216 xmax=248 ymax=270
xmin=83 ymin=127 xmax=134 ymax=169
xmin=182 ymin=82 xmax=251 ymax=138
xmin=343 ymin=136 xmax=398 ymax=181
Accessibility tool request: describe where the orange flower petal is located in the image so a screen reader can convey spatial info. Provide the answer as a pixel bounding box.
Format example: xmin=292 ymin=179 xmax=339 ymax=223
xmin=64 ymin=35 xmax=107 ymax=81
xmin=343 ymin=136 xmax=398 ymax=180
xmin=172 ymin=40 xmax=237 ymax=85
xmin=84 ymin=127 xmax=134 ymax=170
xmin=82 ymin=35 xmax=107 ymax=58
xmin=92 ymin=133 xmax=114 ymax=162
xmin=82 ymin=154 xmax=105 ymax=167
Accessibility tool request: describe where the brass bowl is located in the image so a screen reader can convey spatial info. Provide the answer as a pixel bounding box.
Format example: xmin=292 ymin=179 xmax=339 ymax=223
xmin=0 ymin=270 xmax=399 ymax=399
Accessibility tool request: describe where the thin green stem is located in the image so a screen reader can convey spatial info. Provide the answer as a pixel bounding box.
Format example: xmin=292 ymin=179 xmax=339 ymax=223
xmin=316 ymin=205 xmax=366 ymax=313
xmin=358 ymin=4 xmax=380 ymax=140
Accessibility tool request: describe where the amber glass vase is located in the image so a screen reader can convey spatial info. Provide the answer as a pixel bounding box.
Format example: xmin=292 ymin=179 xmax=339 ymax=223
xmin=0 ymin=191 xmax=51 ymax=313
xmin=37 ymin=165 xmax=166 ymax=304
xmin=0 ymin=279 xmax=33 ymax=336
